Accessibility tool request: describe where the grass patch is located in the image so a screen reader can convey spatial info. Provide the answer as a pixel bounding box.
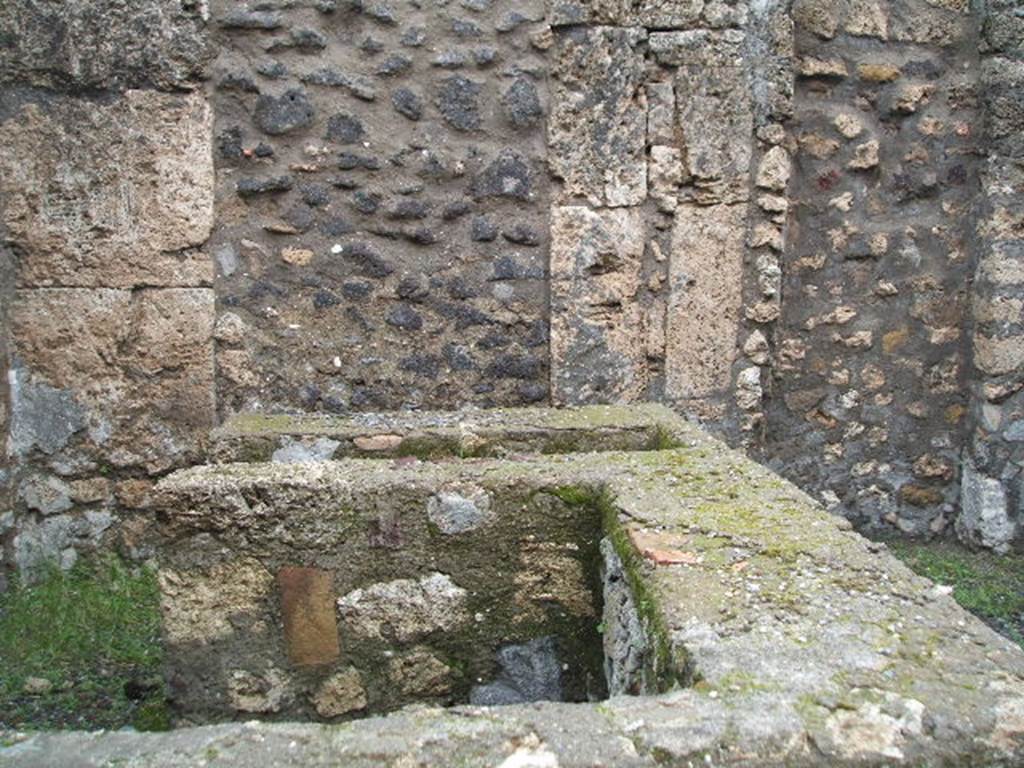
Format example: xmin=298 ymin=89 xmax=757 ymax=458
xmin=0 ymin=555 xmax=168 ymax=731
xmin=884 ymin=538 xmax=1024 ymax=648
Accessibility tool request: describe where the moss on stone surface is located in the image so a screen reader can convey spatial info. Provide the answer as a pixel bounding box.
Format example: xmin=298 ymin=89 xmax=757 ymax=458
xmin=149 ymin=407 xmax=1024 ymax=765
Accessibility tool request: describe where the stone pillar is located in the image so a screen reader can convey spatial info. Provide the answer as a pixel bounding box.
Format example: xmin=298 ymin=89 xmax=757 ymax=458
xmin=547 ymin=6 xmax=768 ymax=422
xmin=0 ymin=1 xmax=215 ymax=581
xmin=959 ymin=1 xmax=1024 ymax=552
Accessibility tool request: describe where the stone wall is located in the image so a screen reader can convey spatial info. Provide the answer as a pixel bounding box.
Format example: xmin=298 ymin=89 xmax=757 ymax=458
xmin=2 ymin=0 xmax=1023 ymax=583
xmin=959 ymin=0 xmax=1024 ymax=552
xmin=0 ymin=1 xmax=218 ymax=580
xmin=207 ymin=0 xmax=551 ymax=414
xmin=762 ymin=0 xmax=981 ymax=538
xmin=546 ymin=4 xmax=795 ymax=431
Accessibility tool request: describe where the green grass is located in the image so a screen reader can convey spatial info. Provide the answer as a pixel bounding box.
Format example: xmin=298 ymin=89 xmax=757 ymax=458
xmin=884 ymin=538 xmax=1024 ymax=648
xmin=0 ymin=555 xmax=168 ymax=731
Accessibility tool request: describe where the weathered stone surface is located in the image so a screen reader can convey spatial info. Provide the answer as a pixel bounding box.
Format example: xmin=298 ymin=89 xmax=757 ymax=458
xmin=271 ymin=437 xmax=342 ymax=463
xmin=601 ymin=539 xmax=649 ymax=695
xmin=5 ymin=366 xmax=87 ymax=458
xmin=426 ymin=485 xmax=493 ymax=534
xmin=665 ymin=204 xmax=746 ymax=400
xmin=470 ymin=637 xmax=563 ymax=705
xmin=312 ymin=669 xmax=366 ymax=717
xmin=549 ymin=27 xmax=647 ymax=207
xmin=254 ymin=90 xmax=315 ymax=135
xmin=12 ymin=510 xmax=113 ymax=579
xmin=550 ymin=206 xmax=646 ymax=405
xmin=91 ymin=408 xmax=1024 ymax=761
xmin=0 ymin=91 xmax=214 ymax=288
xmin=387 ymin=648 xmax=453 ymax=698
xmin=277 ymin=567 xmax=340 ymax=668
xmin=0 ymin=0 xmax=210 ymax=91
xmin=957 ymin=459 xmax=1018 ymax=553
xmin=226 ymin=668 xmax=289 ymax=714
xmin=212 ymin=404 xmax=682 ymax=463
xmin=17 ymin=474 xmax=72 ymax=516
xmin=336 ymin=573 xmax=469 ymax=642
xmin=515 ymin=541 xmax=596 ymax=622
xmin=158 ymin=559 xmax=274 ymax=646
xmin=550 ymin=0 xmax=727 ymax=28
xmin=974 ymin=334 xmax=1024 ymax=376
xmin=10 ymin=288 xmax=216 ymax=472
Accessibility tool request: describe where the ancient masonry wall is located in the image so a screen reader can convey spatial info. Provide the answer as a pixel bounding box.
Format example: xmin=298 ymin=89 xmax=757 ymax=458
xmin=208 ymin=0 xmax=552 ymax=413
xmin=0 ymin=0 xmax=1021 ymax=581
xmin=960 ymin=0 xmax=1024 ymax=552
xmin=0 ymin=2 xmax=218 ymax=585
xmin=763 ymin=0 xmax=981 ymax=539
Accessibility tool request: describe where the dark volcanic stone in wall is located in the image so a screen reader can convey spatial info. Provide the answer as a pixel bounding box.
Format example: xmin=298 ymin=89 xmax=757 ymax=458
xmin=255 ymin=90 xmax=316 ymax=135
xmin=436 ymin=75 xmax=483 ymax=131
xmin=209 ymin=0 xmax=551 ymax=414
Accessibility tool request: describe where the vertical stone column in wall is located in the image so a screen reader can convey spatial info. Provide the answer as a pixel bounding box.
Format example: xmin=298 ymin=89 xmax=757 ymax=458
xmin=960 ymin=1 xmax=1024 ymax=552
xmin=0 ymin=0 xmax=215 ymax=580
xmin=550 ymin=207 xmax=646 ymax=404
xmin=0 ymin=234 xmax=12 ymax=590
xmin=548 ymin=25 xmax=650 ymax=404
xmin=649 ymin=30 xmax=754 ymax=421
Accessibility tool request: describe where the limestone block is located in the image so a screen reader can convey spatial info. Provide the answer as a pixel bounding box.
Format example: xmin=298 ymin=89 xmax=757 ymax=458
xmin=792 ymin=0 xmax=841 ymax=38
xmin=0 ymin=91 xmax=214 ymax=288
xmin=549 ymin=0 xmax=703 ymax=27
xmin=844 ymin=0 xmax=888 ymax=40
xmin=956 ymin=459 xmax=1017 ymax=553
xmin=974 ymin=334 xmax=1024 ymax=376
xmin=550 ymin=206 xmax=647 ymax=405
xmin=312 ymin=669 xmax=367 ymax=717
xmin=387 ymin=648 xmax=453 ymax=698
xmin=665 ymin=203 xmax=747 ymax=400
xmin=638 ymin=0 xmax=705 ymax=28
xmin=336 ymin=573 xmax=469 ymax=642
xmin=646 ymin=81 xmax=676 ymax=146
xmin=549 ymin=27 xmax=647 ymax=207
xmin=426 ymin=485 xmax=493 ymax=534
xmin=159 ymin=559 xmax=275 ymax=646
xmin=656 ymin=31 xmax=752 ymax=203
xmin=9 ymin=287 xmax=216 ymax=472
xmin=0 ymin=0 xmax=209 ymax=90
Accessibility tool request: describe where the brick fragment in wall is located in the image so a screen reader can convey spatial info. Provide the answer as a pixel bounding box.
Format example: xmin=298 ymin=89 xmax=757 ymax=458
xmin=665 ymin=203 xmax=747 ymax=400
xmin=550 ymin=206 xmax=646 ymax=405
xmin=278 ymin=567 xmax=341 ymax=668
xmin=0 ymin=91 xmax=214 ymax=288
xmin=9 ymin=288 xmax=216 ymax=474
xmin=548 ymin=26 xmax=647 ymax=207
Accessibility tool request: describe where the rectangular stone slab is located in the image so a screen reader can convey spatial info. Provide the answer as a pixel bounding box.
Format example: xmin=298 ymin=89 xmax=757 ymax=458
xmin=210 ymin=403 xmax=684 ymax=462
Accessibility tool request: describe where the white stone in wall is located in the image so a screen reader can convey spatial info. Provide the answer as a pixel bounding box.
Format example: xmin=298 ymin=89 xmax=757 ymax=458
xmin=336 ymin=572 xmax=469 ymax=642
xmin=956 ymin=458 xmax=1017 ymax=553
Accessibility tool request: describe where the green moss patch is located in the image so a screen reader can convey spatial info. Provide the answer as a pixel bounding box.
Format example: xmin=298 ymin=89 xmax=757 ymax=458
xmin=882 ymin=538 xmax=1024 ymax=648
xmin=0 ymin=556 xmax=168 ymax=731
